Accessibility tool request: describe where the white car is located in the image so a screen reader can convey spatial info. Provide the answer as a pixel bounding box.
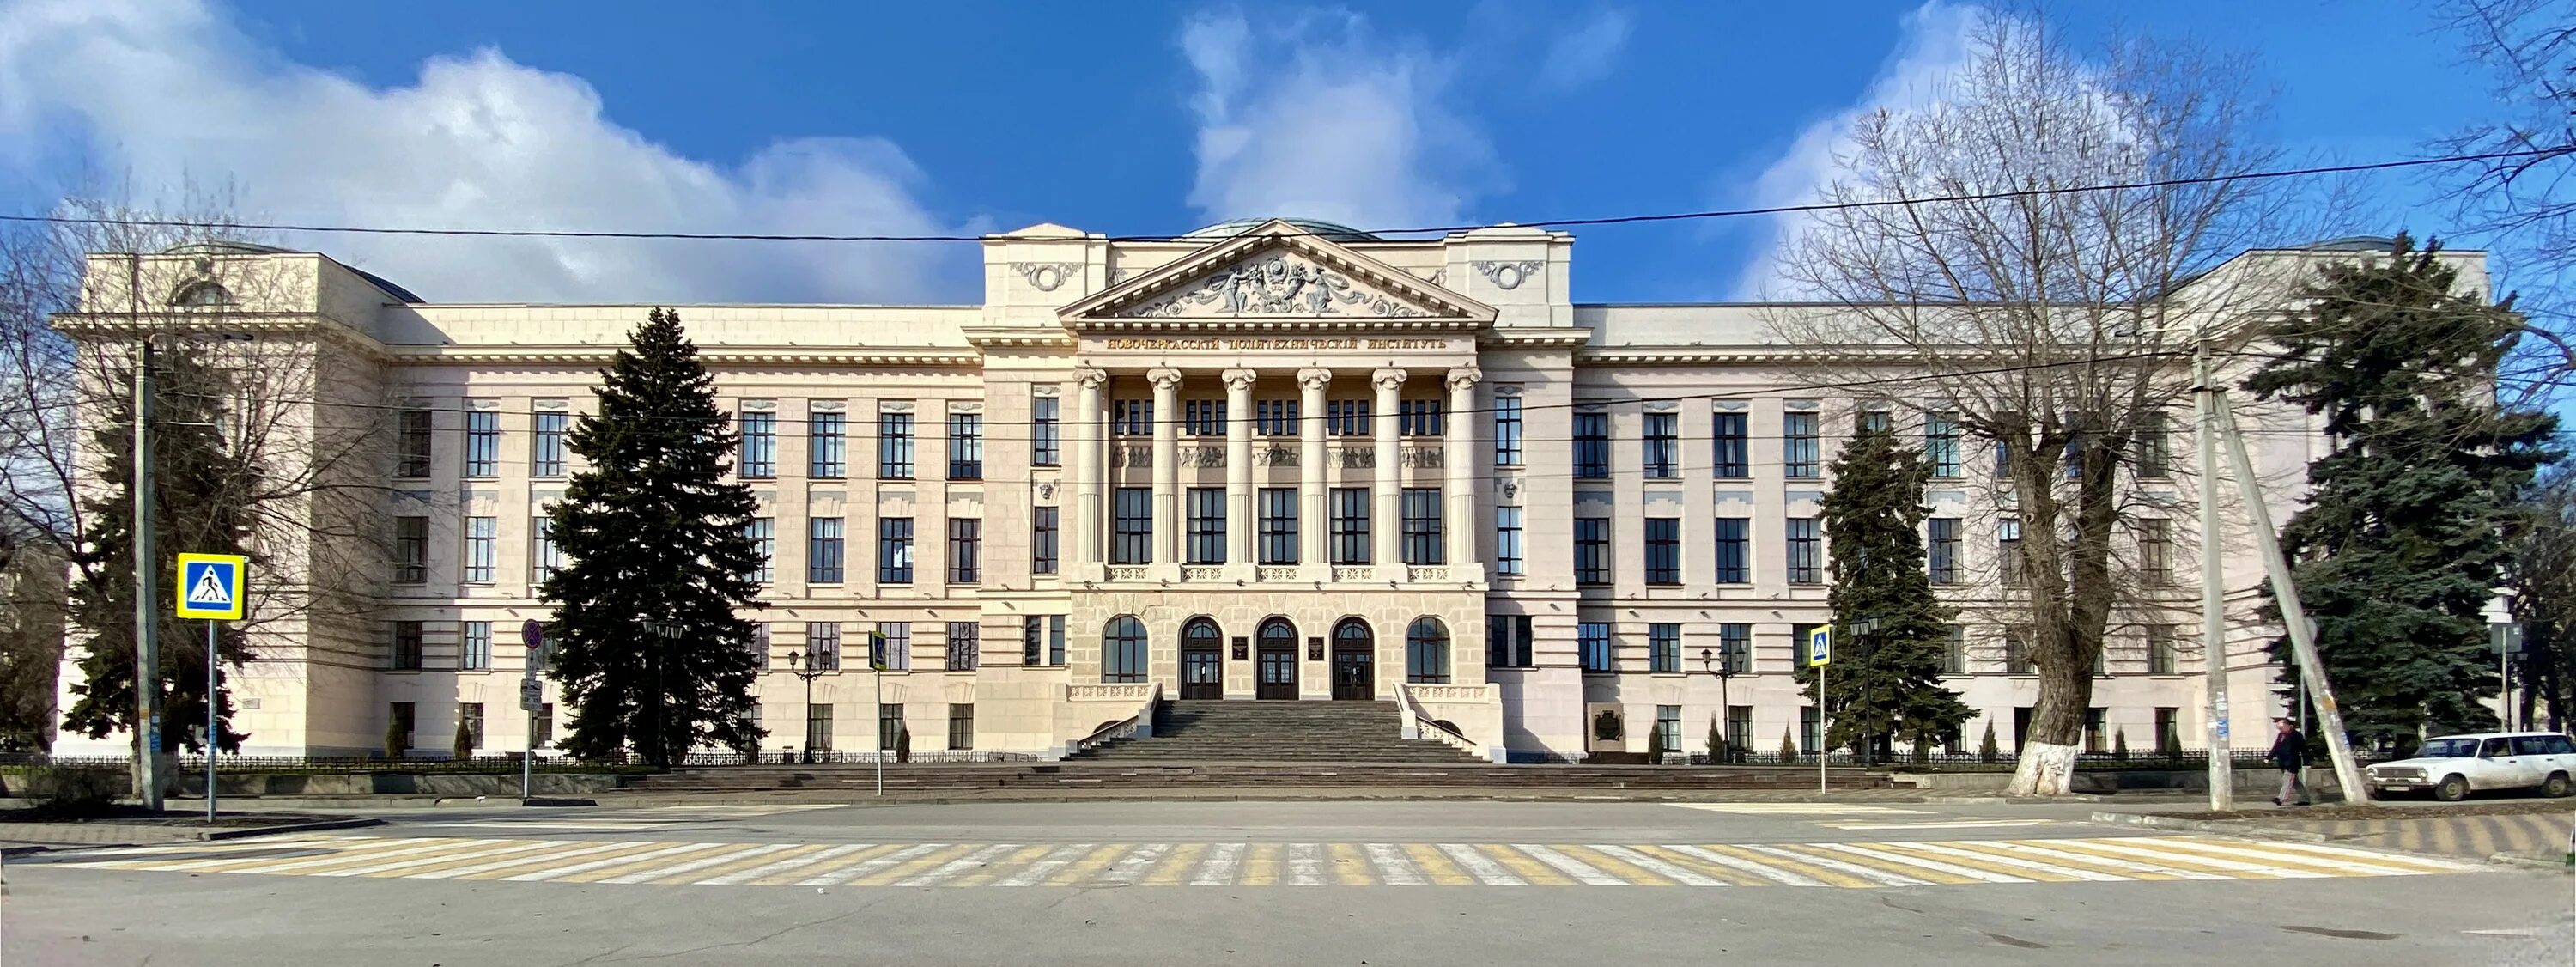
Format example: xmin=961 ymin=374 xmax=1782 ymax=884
xmin=2364 ymin=731 xmax=2576 ymax=801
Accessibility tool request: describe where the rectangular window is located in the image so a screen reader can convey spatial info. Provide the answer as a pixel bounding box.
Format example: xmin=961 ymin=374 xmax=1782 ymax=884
xmin=808 ymin=518 xmax=845 ymax=583
xmin=878 ymin=412 xmax=914 ymax=478
xmin=1400 ymin=398 xmax=1443 ymax=436
xmin=1492 ymin=396 xmax=1523 ymax=465
xmin=1644 ymin=517 xmax=1681 ymax=585
xmin=1112 ymin=488 xmax=1152 ymax=565
xmin=878 ymin=704 xmax=905 ymax=752
xmin=2148 ymin=624 xmax=2178 ymax=674
xmin=1329 ymin=487 xmax=1371 ymax=564
xmin=1998 ymin=518 xmax=2024 ymax=587
xmin=1401 ymin=487 xmax=1443 ymax=566
xmin=1493 ymin=506 xmax=1524 ymax=576
xmin=2135 ymin=411 xmax=2170 ymax=479
xmin=1927 ymin=517 xmax=1962 ymax=584
xmin=946 ymin=517 xmax=981 ymax=583
xmin=1184 ymin=399 xmax=1226 ymax=436
xmin=806 ymin=623 xmax=841 ymax=670
xmin=2137 ymin=519 xmax=2172 ymax=586
xmin=2154 ymin=707 xmax=2181 ymax=754
xmin=465 ymin=409 xmax=501 ymax=477
xmin=391 ymin=621 xmax=423 ymax=671
xmin=389 ymin=702 xmax=416 ymax=750
xmin=1714 ymin=517 xmax=1750 ymax=583
xmin=1487 ymin=614 xmax=1534 ymax=668
xmin=2085 ymin=708 xmax=2107 ymax=753
xmin=1578 ymin=622 xmax=1613 ymax=672
xmin=463 ymin=516 xmax=496 ymax=584
xmin=1575 ymin=517 xmax=1611 ymax=585
xmin=752 ymin=623 xmax=771 ymax=670
xmin=1656 ymin=705 xmax=1682 ymax=757
xmin=1022 ymin=617 xmax=1042 ymax=666
xmin=1926 ymin=411 xmax=1962 ymax=478
xmin=744 ymin=517 xmax=774 ymax=584
xmin=1030 ymin=506 xmax=1059 ymax=575
xmin=948 ymin=413 xmax=982 ymax=480
xmin=879 ymin=518 xmax=915 ymax=584
xmin=530 ymin=517 xmax=561 ymax=585
xmin=1942 ymin=624 xmax=1965 ymax=675
xmin=533 ymin=703 xmax=553 ymax=748
xmin=1031 ymin=395 xmax=1061 ymax=465
xmin=1258 ymin=488 xmax=1298 ymax=565
xmin=1255 ymin=398 xmax=1299 ymax=436
xmin=872 ymin=622 xmax=911 ymax=672
xmin=1048 ymin=615 xmax=1066 ymax=666
xmin=948 ymin=702 xmax=975 ymax=751
xmin=1327 ymin=398 xmax=1370 ymax=436
xmin=1712 ymin=411 xmax=1748 ymax=478
xmin=1783 ymin=411 xmax=1820 ymax=478
xmin=1112 ymin=398 xmax=1152 ymax=435
xmin=1649 ymin=623 xmax=1681 ymax=673
xmin=459 ymin=702 xmax=483 ymax=751
xmin=1184 ymin=488 xmax=1226 ymax=564
xmin=1802 ymin=707 xmax=1822 ymax=757
xmin=738 ymin=411 xmax=776 ymax=478
xmin=461 ymin=621 xmax=491 ymax=671
xmin=1573 ymin=411 xmax=1609 ymax=478
xmin=804 ymin=703 xmax=833 ymax=753
xmin=392 ymin=516 xmax=428 ymax=584
xmin=2004 ymin=628 xmax=2032 ymax=674
xmin=1786 ymin=517 xmax=1821 ymax=584
xmin=945 ymin=622 xmax=979 ymax=671
xmin=1643 ymin=412 xmax=1679 ymax=478
xmin=808 ymin=411 xmax=847 ymax=478
xmin=1728 ymin=705 xmax=1754 ymax=757
xmin=1857 ymin=408 xmax=1892 ymax=433
xmin=1719 ymin=623 xmax=1752 ymax=672
xmin=396 ymin=409 xmax=433 ymax=477
xmin=531 ymin=409 xmax=568 ymax=477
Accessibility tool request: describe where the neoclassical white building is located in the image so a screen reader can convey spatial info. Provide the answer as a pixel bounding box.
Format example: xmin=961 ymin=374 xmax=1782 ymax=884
xmin=53 ymin=217 xmax=2375 ymax=761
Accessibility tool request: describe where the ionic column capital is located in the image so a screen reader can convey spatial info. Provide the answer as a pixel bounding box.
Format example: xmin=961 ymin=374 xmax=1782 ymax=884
xmin=1147 ymin=368 xmax=1185 ymax=392
xmin=1444 ymin=367 xmax=1484 ymax=392
xmin=1297 ymin=368 xmax=1334 ymax=392
xmin=1221 ymin=368 xmax=1260 ymax=392
xmin=1371 ymin=368 xmax=1409 ymax=392
xmin=1075 ymin=368 xmax=1109 ymax=390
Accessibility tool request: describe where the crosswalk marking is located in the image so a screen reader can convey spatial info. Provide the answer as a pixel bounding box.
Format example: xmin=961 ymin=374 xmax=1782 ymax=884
xmin=1669 ymin=803 xmax=1927 ymax=815
xmin=39 ymin=834 xmax=2482 ymax=890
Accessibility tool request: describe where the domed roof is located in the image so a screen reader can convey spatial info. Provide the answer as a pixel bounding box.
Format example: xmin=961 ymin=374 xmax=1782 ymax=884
xmin=1178 ymin=217 xmax=1381 ymax=242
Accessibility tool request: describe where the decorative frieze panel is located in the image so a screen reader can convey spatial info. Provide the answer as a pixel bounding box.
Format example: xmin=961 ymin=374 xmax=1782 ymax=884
xmin=1118 ymin=445 xmax=1152 ymax=468
xmin=1066 ymin=684 xmax=1154 ymax=702
xmin=1122 ymin=252 xmax=1428 ymax=319
xmin=1399 ymin=445 xmax=1443 ymax=468
xmin=1181 ymin=565 xmax=1226 ymax=581
xmin=1256 ymin=445 xmax=1299 ymax=467
xmin=1177 ymin=446 xmax=1225 ymax=468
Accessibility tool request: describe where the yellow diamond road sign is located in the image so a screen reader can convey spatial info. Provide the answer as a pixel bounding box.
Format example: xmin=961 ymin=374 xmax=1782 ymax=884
xmin=175 ymin=553 xmax=247 ymax=620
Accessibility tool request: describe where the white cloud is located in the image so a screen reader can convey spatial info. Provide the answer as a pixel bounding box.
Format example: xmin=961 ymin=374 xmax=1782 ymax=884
xmin=0 ymin=0 xmax=968 ymax=303
xmin=1727 ymin=1 xmax=1984 ymax=300
xmin=1180 ymin=8 xmax=1498 ymax=234
xmin=1537 ymin=9 xmax=1631 ymax=92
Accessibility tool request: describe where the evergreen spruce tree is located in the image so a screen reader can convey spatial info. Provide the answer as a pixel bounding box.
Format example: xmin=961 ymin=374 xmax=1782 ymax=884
xmin=543 ymin=309 xmax=765 ymax=767
xmin=1795 ymin=422 xmax=1973 ymax=760
xmin=1704 ymin=715 xmax=1726 ymax=763
xmin=2245 ymin=235 xmax=2560 ymax=745
xmin=60 ymin=343 xmax=258 ymax=754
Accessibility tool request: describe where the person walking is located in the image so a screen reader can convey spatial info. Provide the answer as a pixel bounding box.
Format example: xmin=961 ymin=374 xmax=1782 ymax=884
xmin=2269 ymin=716 xmax=2311 ymax=806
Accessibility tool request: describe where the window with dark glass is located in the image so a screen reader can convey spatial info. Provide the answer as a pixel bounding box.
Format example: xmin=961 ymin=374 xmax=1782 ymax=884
xmin=1857 ymin=408 xmax=1892 ymax=433
xmin=1643 ymin=412 xmax=1679 ymax=478
xmin=2148 ymin=624 xmax=2177 ymax=674
xmin=1022 ymin=617 xmax=1042 ymax=666
xmin=808 ymin=411 xmax=846 ymax=478
xmin=1783 ymin=411 xmax=1819 ymax=478
xmin=1719 ymin=623 xmax=1752 ymax=672
xmin=946 ymin=517 xmax=980 ymax=583
xmin=1656 ymin=705 xmax=1681 ymax=755
xmin=2004 ymin=628 xmax=2033 ymax=674
xmin=462 ymin=516 xmax=495 ymax=583
xmin=1327 ymin=398 xmax=1370 ymax=436
xmin=737 ymin=411 xmax=775 ymax=478
xmin=392 ymin=516 xmax=428 ymax=583
xmin=1649 ymin=623 xmax=1681 ymax=672
xmin=1048 ymin=615 xmax=1066 ymax=666
xmin=1578 ymin=622 xmax=1612 ymax=672
xmin=807 ymin=518 xmax=844 ymax=583
xmin=1713 ymin=411 xmax=1748 ymax=478
xmin=1492 ymin=396 xmax=1523 ymax=465
xmin=1329 ymin=487 xmax=1370 ymax=564
xmin=1487 ymin=614 xmax=1534 ymax=668
xmin=878 ymin=412 xmax=914 ymax=478
xmin=461 ymin=621 xmax=491 ymax=671
xmin=1256 ymin=398 xmax=1299 ymax=436
xmin=465 ymin=409 xmax=501 ymax=477
xmin=1031 ymin=394 xmax=1060 ymax=465
xmin=1406 ymin=617 xmax=1450 ymax=684
xmin=1786 ymin=516 xmax=1821 ymax=584
xmin=947 ymin=702 xmax=975 ymax=750
xmin=531 ymin=516 xmax=562 ymax=584
xmin=2135 ymin=411 xmax=2170 ymax=479
xmin=872 ymin=622 xmax=909 ymax=671
xmin=1926 ymin=411 xmax=1962 ymax=478
xmin=531 ymin=409 xmax=568 ymax=477
xmin=1644 ymin=517 xmax=1680 ymax=585
xmin=878 ymin=703 xmax=904 ymax=751
xmin=879 ymin=517 xmax=915 ymax=583
xmin=391 ymin=621 xmax=423 ymax=671
xmin=1715 ymin=517 xmax=1750 ymax=583
xmin=1186 ymin=487 xmax=1226 ymax=564
xmin=1942 ymin=624 xmax=1965 ymax=674
xmin=948 ymin=413 xmax=982 ymax=480
xmin=1493 ymin=506 xmax=1523 ymax=576
xmin=1103 ymin=615 xmax=1148 ymax=683
xmin=1111 ymin=488 xmax=1152 ymax=565
xmin=1400 ymin=398 xmax=1443 ymax=436
xmin=1999 ymin=518 xmax=2024 ymax=587
xmin=1575 ymin=517 xmax=1611 ymax=585
xmin=1112 ymin=398 xmax=1152 ymax=435
xmin=945 ymin=622 xmax=979 ymax=671
xmin=1401 ymin=487 xmax=1443 ymax=566
xmin=1030 ymin=506 xmax=1059 ymax=575
xmin=808 ymin=623 xmax=842 ymax=669
xmin=1928 ymin=517 xmax=1962 ymax=584
xmin=396 ymin=409 xmax=432 ymax=477
xmin=2137 ymin=518 xmax=2172 ymax=586
xmin=1573 ymin=411 xmax=1609 ymax=478
xmin=1258 ymin=488 xmax=1298 ymax=564
xmin=1184 ymin=399 xmax=1226 ymax=436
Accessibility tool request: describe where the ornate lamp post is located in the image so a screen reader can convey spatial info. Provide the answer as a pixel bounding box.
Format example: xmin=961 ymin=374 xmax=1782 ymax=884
xmin=1700 ymin=647 xmax=1738 ymax=763
xmin=784 ymin=648 xmax=827 ymax=764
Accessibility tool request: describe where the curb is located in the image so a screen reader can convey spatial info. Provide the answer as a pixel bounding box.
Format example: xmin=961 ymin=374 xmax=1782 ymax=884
xmin=2484 ymin=851 xmax=2576 ymax=873
xmin=1 ymin=844 xmax=49 ymax=858
xmin=204 ymin=817 xmax=383 ymax=841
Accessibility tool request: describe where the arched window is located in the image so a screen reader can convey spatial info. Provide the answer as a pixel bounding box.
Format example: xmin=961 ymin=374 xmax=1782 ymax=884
xmin=1182 ymin=617 xmax=1222 ymax=650
xmin=1406 ymin=617 xmax=1450 ymax=684
xmin=1258 ymin=617 xmax=1297 ymax=649
xmin=1103 ymin=615 xmax=1148 ymax=683
xmin=1334 ymin=617 xmax=1372 ymax=649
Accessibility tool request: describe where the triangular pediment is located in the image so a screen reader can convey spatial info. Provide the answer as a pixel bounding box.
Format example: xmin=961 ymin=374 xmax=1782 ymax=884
xmin=1060 ymin=219 xmax=1493 ymax=330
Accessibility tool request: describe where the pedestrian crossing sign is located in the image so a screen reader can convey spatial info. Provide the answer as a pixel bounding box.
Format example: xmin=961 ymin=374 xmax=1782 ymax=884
xmin=1807 ymin=625 xmax=1832 ymax=667
xmin=175 ymin=553 xmax=248 ymax=620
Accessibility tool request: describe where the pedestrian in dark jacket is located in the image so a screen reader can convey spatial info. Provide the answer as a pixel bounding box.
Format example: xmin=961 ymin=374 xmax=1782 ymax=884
xmin=2269 ymin=717 xmax=2310 ymax=806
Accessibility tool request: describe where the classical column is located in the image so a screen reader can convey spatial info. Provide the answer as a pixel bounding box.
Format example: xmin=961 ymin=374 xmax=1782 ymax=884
xmin=1372 ymin=368 xmax=1406 ymax=569
xmin=1149 ymin=367 xmax=1183 ymax=569
xmin=1444 ymin=367 xmax=1482 ymax=574
xmin=1297 ymin=368 xmax=1332 ymax=569
xmin=1223 ymin=368 xmax=1258 ymax=569
xmin=1073 ymin=368 xmax=1107 ymax=568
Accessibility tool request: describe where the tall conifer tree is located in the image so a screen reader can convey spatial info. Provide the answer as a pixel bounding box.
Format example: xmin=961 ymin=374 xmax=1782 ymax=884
xmin=543 ymin=309 xmax=763 ymax=766
xmin=1796 ymin=421 xmax=1971 ymax=758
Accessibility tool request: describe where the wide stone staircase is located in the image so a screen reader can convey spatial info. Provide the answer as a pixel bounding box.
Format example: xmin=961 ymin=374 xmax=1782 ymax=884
xmin=1066 ymin=700 xmax=1481 ymax=763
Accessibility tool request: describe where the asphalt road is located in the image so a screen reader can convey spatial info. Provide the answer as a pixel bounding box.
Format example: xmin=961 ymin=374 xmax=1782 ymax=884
xmin=4 ymin=799 xmax=2568 ymax=966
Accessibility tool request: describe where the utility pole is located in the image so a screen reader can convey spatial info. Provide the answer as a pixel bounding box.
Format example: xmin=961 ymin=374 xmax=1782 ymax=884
xmin=2194 ymin=343 xmax=2233 ymax=810
xmin=131 ymin=334 xmax=164 ymax=812
xmin=2213 ymin=391 xmax=2372 ymax=803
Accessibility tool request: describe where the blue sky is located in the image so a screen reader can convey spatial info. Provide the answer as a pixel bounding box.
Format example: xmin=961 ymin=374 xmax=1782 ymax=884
xmin=0 ymin=0 xmax=2504 ymax=305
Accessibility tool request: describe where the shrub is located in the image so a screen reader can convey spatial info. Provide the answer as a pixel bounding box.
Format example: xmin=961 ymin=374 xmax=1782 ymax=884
xmin=895 ymin=725 xmax=912 ymax=763
xmin=1779 ymin=724 xmax=1799 ymax=760
xmin=1645 ymin=725 xmax=1668 ymax=764
xmin=27 ymin=764 xmax=122 ymax=819
xmin=453 ymin=718 xmax=475 ymax=762
xmin=2112 ymin=728 xmax=2129 ymax=762
xmin=384 ymin=720 xmax=406 ymax=760
xmin=1704 ymin=716 xmax=1727 ymax=763
xmin=1978 ymin=721 xmax=1999 ymax=763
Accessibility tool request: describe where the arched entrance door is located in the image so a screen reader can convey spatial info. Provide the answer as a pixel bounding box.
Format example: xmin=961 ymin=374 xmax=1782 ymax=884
xmin=1256 ymin=618 xmax=1298 ymax=700
xmin=1331 ymin=617 xmax=1375 ymax=701
xmin=1179 ymin=617 xmax=1223 ymax=699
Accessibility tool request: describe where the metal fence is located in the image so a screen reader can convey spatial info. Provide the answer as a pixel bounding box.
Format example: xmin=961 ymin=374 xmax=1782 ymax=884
xmin=677 ymin=751 xmax=1041 ymax=766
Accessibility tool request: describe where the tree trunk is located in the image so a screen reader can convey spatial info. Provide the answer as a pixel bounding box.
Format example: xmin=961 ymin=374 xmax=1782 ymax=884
xmin=2007 ymin=651 xmax=2093 ymax=795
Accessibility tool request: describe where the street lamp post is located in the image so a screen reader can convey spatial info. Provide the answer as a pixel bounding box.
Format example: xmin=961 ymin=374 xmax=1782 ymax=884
xmin=640 ymin=617 xmax=684 ymax=769
xmin=1700 ymin=648 xmax=1738 ymax=764
xmin=785 ymin=648 xmax=826 ymax=764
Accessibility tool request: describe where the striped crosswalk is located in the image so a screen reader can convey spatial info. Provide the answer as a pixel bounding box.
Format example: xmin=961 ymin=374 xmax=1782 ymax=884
xmin=34 ymin=834 xmax=2477 ymax=889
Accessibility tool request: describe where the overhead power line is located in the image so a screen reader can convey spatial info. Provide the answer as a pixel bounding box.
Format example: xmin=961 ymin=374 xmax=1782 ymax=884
xmin=0 ymin=148 xmax=2563 ymax=245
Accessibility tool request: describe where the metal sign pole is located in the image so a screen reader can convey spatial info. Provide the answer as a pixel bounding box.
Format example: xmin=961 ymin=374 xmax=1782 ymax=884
xmin=205 ymin=619 xmax=217 ymax=823
xmin=1817 ymin=659 xmax=1828 ymax=794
